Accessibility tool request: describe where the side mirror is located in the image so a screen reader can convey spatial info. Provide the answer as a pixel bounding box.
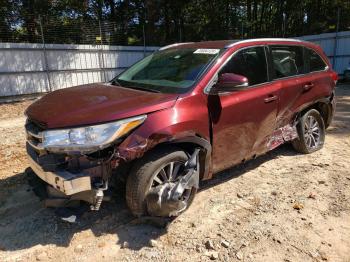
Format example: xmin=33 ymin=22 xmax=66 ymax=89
xmin=211 ymin=73 xmax=249 ymax=94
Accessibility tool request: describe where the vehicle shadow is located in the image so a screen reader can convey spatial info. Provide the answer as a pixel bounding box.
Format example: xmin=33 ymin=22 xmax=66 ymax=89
xmin=0 ymin=143 xmax=297 ymax=252
xmin=200 ymin=143 xmax=296 ymax=191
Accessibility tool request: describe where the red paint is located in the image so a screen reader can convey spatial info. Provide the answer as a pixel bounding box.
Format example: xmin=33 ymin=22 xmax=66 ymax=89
xmin=217 ymin=73 xmax=248 ymax=88
xmin=26 ymin=39 xmax=336 ymax=179
xmin=26 ymin=83 xmax=178 ymax=128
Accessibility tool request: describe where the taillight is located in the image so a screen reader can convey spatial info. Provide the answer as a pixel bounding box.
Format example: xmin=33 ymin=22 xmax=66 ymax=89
xmin=330 ymin=71 xmax=338 ymax=85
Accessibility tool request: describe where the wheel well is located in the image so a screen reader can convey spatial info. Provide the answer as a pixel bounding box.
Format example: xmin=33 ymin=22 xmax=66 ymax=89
xmin=151 ymin=142 xmax=210 ymax=181
xmin=300 ymin=102 xmax=332 ymax=128
xmin=114 ymin=141 xmax=210 ymax=183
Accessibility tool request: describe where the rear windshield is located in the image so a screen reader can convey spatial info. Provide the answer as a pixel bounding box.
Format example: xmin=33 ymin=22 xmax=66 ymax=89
xmin=113 ymin=48 xmax=222 ymax=93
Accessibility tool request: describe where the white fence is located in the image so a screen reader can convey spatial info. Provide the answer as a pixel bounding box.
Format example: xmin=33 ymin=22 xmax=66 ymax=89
xmin=297 ymin=30 xmax=350 ymax=75
xmin=0 ymin=43 xmax=158 ymax=97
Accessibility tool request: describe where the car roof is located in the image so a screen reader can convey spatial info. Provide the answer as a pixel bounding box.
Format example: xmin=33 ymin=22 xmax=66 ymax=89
xmin=160 ymin=38 xmax=311 ymax=50
xmin=159 ymin=40 xmax=237 ymax=50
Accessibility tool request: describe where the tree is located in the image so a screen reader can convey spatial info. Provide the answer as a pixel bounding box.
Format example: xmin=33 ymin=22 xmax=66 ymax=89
xmin=0 ymin=0 xmax=349 ymax=45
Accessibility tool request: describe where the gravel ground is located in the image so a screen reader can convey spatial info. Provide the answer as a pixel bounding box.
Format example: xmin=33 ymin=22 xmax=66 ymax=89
xmin=0 ymin=85 xmax=349 ymax=262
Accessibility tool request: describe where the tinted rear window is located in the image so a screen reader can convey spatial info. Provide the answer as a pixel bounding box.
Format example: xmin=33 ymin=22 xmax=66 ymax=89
xmin=306 ymin=48 xmax=328 ymax=72
xmin=270 ymin=45 xmax=305 ymax=79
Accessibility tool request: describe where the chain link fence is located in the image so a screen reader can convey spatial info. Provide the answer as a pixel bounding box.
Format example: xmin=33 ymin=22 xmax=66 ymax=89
xmin=1 ymin=9 xmax=349 ymax=99
xmin=0 ymin=15 xmax=141 ymax=46
xmin=1 ymin=8 xmax=349 ymax=47
xmin=0 ymin=13 xmax=161 ymax=99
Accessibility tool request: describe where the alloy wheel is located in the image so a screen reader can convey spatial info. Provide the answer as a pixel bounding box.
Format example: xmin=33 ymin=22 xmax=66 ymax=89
xmin=304 ymin=115 xmax=321 ymax=149
xmin=150 ymin=161 xmax=192 ymax=202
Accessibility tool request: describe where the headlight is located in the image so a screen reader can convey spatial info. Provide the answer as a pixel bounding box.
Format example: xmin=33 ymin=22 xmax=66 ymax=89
xmin=42 ymin=115 xmax=146 ymax=152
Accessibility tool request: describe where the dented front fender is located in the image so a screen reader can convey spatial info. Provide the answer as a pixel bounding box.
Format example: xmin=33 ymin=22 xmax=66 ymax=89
xmin=115 ymin=101 xmax=212 ymax=179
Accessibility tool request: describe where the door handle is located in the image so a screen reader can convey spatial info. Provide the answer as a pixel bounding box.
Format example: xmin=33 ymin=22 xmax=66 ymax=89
xmin=303 ymin=82 xmax=314 ymax=91
xmin=264 ymin=95 xmax=278 ymax=103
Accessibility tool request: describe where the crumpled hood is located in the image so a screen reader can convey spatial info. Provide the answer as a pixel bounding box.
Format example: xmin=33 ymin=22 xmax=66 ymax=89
xmin=26 ymin=83 xmax=179 ymax=129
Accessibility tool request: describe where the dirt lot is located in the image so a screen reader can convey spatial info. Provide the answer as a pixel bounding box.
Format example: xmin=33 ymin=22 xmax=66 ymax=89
xmin=0 ymin=85 xmax=349 ymax=262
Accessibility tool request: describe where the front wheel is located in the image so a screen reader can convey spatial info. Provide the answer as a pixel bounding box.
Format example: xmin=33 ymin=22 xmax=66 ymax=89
xmin=292 ymin=109 xmax=325 ymax=154
xmin=126 ymin=147 xmax=197 ymax=217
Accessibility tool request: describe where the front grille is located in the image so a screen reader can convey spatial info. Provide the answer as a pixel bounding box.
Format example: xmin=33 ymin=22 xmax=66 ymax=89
xmin=25 ymin=119 xmax=45 ymax=152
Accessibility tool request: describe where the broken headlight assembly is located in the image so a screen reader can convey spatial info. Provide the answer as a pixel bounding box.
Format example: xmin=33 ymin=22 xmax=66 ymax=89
xmin=42 ymin=115 xmax=146 ymax=153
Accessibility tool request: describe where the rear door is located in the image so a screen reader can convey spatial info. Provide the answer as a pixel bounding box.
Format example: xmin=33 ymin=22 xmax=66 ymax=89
xmin=268 ymin=45 xmax=309 ymax=128
xmin=269 ymin=45 xmax=332 ymax=129
xmin=303 ymin=47 xmax=333 ymax=102
xmin=209 ymin=46 xmax=280 ymax=173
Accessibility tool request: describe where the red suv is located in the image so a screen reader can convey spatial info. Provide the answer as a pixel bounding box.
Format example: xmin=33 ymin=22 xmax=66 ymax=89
xmin=25 ymin=39 xmax=337 ymax=218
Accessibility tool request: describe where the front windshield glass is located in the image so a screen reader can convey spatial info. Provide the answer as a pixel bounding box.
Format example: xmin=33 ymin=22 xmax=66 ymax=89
xmin=113 ymin=48 xmax=221 ymax=93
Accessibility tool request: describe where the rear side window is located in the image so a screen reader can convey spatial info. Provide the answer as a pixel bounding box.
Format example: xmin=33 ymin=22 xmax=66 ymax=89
xmin=270 ymin=46 xmax=304 ymax=79
xmin=307 ymin=48 xmax=328 ymax=72
xmin=220 ymin=46 xmax=268 ymax=86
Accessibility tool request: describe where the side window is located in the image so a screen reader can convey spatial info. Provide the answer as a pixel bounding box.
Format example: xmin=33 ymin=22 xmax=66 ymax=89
xmin=270 ymin=46 xmax=304 ymax=79
xmin=220 ymin=46 xmax=268 ymax=86
xmin=308 ymin=48 xmax=328 ymax=72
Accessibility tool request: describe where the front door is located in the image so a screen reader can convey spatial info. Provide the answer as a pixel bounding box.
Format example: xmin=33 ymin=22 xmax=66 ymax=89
xmin=208 ymin=46 xmax=280 ymax=173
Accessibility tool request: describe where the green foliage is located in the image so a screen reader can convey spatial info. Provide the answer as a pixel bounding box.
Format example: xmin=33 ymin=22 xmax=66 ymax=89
xmin=0 ymin=0 xmax=349 ymax=45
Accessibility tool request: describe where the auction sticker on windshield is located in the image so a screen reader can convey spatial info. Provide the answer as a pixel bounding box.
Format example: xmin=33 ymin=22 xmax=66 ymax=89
xmin=194 ymin=49 xmax=220 ymax=55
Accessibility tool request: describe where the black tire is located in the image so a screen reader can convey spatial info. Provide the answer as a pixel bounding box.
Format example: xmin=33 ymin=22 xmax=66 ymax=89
xmin=292 ymin=109 xmax=325 ymax=154
xmin=126 ymin=147 xmax=197 ymax=217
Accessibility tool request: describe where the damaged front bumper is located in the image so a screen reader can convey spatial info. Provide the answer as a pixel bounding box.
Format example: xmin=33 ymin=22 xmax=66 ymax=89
xmin=26 ymin=143 xmax=110 ymax=211
xmin=25 ymin=119 xmax=113 ymax=211
xmin=27 ymin=149 xmax=92 ymax=196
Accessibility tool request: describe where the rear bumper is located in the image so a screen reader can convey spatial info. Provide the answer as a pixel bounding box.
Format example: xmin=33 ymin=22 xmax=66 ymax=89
xmin=27 ymin=152 xmax=92 ymax=196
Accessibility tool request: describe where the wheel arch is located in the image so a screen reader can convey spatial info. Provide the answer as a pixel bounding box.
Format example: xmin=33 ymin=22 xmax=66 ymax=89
xmin=295 ymin=95 xmax=334 ymax=128
xmin=151 ymin=136 xmax=212 ymax=181
xmin=116 ymin=135 xmax=212 ymax=182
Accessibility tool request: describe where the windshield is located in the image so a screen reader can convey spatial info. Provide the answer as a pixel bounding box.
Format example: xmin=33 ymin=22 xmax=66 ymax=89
xmin=113 ymin=48 xmax=221 ymax=93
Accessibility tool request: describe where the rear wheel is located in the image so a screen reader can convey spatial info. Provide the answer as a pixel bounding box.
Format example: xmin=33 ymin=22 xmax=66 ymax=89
xmin=126 ymin=147 xmax=197 ymax=217
xmin=292 ymin=109 xmax=325 ymax=154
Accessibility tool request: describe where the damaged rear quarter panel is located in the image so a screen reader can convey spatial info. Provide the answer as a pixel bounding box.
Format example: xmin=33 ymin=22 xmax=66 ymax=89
xmin=116 ymin=93 xmax=211 ymax=162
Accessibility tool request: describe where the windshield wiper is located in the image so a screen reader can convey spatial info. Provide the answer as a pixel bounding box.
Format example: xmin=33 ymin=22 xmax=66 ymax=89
xmin=111 ymin=79 xmax=161 ymax=93
xmin=126 ymin=85 xmax=161 ymax=93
